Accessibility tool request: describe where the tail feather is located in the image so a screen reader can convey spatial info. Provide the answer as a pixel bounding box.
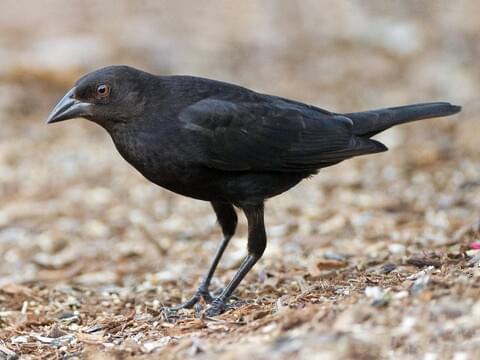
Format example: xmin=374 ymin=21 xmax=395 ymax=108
xmin=345 ymin=102 xmax=461 ymax=138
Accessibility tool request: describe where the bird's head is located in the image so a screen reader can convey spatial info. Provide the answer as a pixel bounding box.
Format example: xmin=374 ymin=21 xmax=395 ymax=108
xmin=47 ymin=65 xmax=147 ymax=129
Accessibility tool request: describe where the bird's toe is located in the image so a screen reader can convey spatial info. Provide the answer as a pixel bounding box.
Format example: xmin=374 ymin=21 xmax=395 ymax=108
xmin=170 ymin=295 xmax=200 ymax=311
xmin=205 ymin=298 xmax=227 ymax=317
xmin=172 ymin=286 xmax=216 ymax=311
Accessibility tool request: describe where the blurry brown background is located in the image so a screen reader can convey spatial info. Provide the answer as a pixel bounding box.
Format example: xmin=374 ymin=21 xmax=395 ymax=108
xmin=0 ymin=1 xmax=479 ymax=359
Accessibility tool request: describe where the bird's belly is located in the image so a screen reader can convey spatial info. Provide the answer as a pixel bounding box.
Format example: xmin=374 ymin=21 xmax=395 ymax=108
xmin=152 ymin=168 xmax=308 ymax=206
xmin=143 ymin=168 xmax=227 ymax=202
xmin=133 ymin=159 xmax=307 ymax=205
xmin=113 ymin=136 xmax=308 ymax=204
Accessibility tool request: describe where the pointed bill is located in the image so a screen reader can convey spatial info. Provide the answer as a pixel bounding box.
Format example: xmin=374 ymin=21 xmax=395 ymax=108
xmin=47 ymin=88 xmax=93 ymax=124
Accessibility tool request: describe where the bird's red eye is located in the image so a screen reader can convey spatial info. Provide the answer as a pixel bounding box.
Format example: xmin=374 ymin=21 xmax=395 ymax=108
xmin=96 ymin=84 xmax=110 ymax=97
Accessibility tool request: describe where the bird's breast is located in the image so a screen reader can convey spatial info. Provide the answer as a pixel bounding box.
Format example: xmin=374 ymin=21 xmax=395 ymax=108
xmin=110 ymin=128 xmax=221 ymax=200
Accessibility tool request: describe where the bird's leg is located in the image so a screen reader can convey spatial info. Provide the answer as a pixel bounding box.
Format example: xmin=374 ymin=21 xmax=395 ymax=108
xmin=205 ymin=204 xmax=266 ymax=317
xmin=174 ymin=202 xmax=237 ymax=309
xmin=175 ymin=235 xmax=230 ymax=309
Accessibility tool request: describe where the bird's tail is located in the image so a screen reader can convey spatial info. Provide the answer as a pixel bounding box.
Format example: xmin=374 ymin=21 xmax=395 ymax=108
xmin=344 ymin=102 xmax=461 ymax=138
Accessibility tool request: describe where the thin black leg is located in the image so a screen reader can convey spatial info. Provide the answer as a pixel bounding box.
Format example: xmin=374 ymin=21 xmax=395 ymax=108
xmin=205 ymin=203 xmax=266 ymax=317
xmin=174 ymin=202 xmax=237 ymax=309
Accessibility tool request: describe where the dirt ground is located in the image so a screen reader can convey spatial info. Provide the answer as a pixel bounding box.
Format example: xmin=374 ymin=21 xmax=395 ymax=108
xmin=0 ymin=1 xmax=479 ymax=359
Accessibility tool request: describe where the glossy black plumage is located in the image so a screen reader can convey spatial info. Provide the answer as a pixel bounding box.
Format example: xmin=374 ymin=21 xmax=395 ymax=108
xmin=47 ymin=65 xmax=461 ymax=316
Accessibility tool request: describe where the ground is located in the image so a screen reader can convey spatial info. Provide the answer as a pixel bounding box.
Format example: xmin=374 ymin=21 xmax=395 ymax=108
xmin=0 ymin=1 xmax=479 ymax=359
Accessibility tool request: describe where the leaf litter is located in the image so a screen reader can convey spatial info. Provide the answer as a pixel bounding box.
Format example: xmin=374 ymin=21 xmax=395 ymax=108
xmin=0 ymin=2 xmax=479 ymax=359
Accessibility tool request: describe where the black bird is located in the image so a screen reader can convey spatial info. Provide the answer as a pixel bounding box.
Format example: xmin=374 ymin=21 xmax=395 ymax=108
xmin=47 ymin=65 xmax=461 ymax=316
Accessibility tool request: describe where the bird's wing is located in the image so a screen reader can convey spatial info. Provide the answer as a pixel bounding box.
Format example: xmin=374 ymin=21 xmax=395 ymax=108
xmin=179 ymin=98 xmax=387 ymax=172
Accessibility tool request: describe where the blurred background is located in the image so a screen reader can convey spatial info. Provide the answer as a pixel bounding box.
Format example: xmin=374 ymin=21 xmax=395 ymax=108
xmin=0 ymin=1 xmax=479 ymax=359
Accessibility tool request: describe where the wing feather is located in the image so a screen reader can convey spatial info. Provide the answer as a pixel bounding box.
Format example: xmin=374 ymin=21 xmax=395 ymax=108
xmin=179 ymin=98 xmax=386 ymax=172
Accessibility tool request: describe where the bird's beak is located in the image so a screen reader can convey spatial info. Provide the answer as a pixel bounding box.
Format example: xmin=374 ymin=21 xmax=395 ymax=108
xmin=46 ymin=88 xmax=93 ymax=124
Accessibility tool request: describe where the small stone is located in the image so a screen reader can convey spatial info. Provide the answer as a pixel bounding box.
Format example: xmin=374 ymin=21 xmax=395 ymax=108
xmin=365 ymin=286 xmax=390 ymax=307
xmin=381 ymin=263 xmax=397 ymax=274
xmin=411 ymin=274 xmax=431 ymax=295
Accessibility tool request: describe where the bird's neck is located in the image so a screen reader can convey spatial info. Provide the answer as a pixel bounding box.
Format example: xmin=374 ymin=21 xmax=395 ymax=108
xmin=109 ymin=125 xmax=149 ymax=167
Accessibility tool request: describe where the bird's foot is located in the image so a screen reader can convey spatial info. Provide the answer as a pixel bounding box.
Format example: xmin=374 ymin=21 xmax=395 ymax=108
xmin=205 ymin=297 xmax=227 ymax=317
xmin=171 ymin=286 xmax=214 ymax=310
xmin=204 ymin=297 xmax=247 ymax=317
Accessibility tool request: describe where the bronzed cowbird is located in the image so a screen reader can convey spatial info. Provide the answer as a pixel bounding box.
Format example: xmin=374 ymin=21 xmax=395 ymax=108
xmin=47 ymin=65 xmax=461 ymax=316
